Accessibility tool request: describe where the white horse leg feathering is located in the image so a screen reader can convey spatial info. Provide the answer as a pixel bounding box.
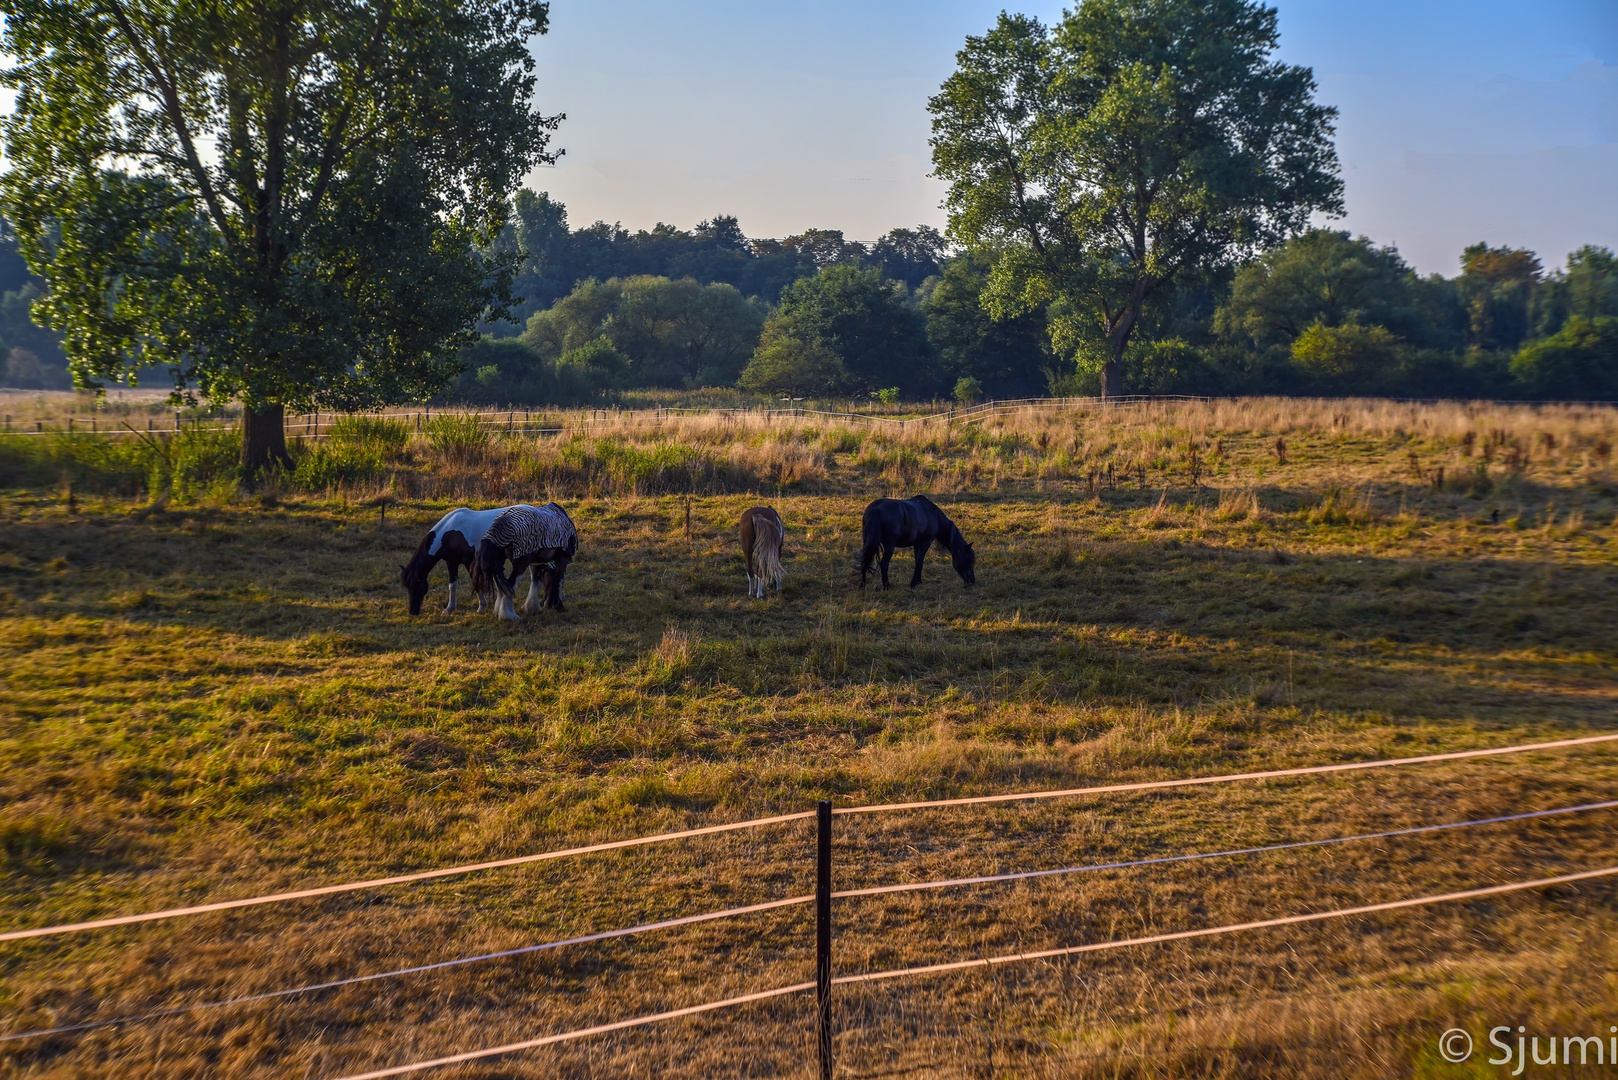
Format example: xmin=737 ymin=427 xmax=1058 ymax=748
xmin=522 ymin=567 xmax=543 ymax=616
xmin=444 ymin=580 xmax=458 ymax=614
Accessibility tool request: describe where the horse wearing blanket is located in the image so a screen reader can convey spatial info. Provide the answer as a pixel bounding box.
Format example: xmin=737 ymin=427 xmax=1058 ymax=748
xmin=471 ymin=502 xmax=579 ymax=621
xmin=400 ymin=505 xmax=535 ymax=615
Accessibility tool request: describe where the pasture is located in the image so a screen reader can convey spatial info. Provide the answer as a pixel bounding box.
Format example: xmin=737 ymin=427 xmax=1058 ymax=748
xmin=2 ymin=398 xmax=1617 ymax=1078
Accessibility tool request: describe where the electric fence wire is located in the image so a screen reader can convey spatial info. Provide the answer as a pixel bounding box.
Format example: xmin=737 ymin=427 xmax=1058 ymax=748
xmin=7 ymin=798 xmax=1613 ymax=1044
xmin=7 ymin=731 xmax=1614 ymax=944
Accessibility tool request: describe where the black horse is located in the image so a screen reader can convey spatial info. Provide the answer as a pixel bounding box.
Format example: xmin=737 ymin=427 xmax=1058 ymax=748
xmin=859 ymin=496 xmax=975 ymax=588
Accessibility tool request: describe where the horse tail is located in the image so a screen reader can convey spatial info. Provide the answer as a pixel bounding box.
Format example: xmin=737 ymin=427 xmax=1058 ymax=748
xmin=753 ymin=514 xmax=785 ymax=591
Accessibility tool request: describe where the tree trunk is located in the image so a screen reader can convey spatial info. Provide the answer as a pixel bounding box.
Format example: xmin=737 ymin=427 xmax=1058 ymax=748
xmin=241 ymin=403 xmax=291 ymax=475
xmin=1101 ymin=358 xmax=1124 ymax=399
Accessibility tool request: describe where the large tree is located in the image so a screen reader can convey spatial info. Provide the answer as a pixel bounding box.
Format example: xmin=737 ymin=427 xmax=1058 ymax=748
xmin=1 ymin=0 xmax=559 ymax=469
xmin=929 ymin=0 xmax=1342 ymax=397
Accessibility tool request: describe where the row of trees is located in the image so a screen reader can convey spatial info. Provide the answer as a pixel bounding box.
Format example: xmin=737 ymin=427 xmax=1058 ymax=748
xmin=480 ymin=190 xmax=948 ymax=328
xmin=1 ymin=0 xmax=1612 ymax=473
xmin=454 ymin=215 xmax=1618 ymax=404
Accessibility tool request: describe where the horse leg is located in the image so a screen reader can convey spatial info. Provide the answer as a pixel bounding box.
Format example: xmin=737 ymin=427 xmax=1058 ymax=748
xmin=878 ymin=544 xmax=895 ymax=589
xmin=910 ymin=543 xmax=927 ymax=587
xmin=444 ymin=564 xmax=460 ymax=614
xmin=549 ymin=563 xmax=568 ymax=611
xmin=521 ymin=564 xmax=542 ymax=616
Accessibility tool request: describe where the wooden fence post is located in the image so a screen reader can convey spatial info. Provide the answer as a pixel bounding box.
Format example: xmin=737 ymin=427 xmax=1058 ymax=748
xmin=817 ymin=799 xmax=833 ymax=1080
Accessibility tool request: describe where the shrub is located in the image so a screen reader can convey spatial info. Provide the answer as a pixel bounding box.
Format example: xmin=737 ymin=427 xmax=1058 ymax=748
xmin=1291 ymin=321 xmax=1400 ymax=389
xmin=738 ymin=320 xmax=847 ymax=396
xmin=557 ymin=336 xmax=630 ymax=394
xmin=426 ymin=413 xmax=492 ymax=462
xmin=170 ymin=425 xmax=241 ymax=499
xmin=594 ymin=438 xmax=701 ymax=494
xmin=328 ymin=414 xmax=410 ymax=459
xmin=292 ymin=441 xmax=384 ymax=491
xmin=1510 ymin=316 xmax=1618 ymax=400
xmin=953 ymin=376 xmax=983 ymax=405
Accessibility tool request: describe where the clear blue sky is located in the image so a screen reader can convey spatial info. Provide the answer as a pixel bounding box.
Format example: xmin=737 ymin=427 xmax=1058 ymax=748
xmin=529 ymin=0 xmax=1616 ymax=277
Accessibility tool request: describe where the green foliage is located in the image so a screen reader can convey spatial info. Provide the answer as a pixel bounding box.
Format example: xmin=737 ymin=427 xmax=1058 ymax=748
xmin=518 ymin=275 xmax=765 ymax=390
xmin=750 ymin=265 xmax=936 ymax=397
xmin=170 ymin=426 xmax=242 ymax=499
xmin=954 ymin=376 xmax=983 ymax=404
xmin=328 ymin=415 xmax=410 ymax=459
xmin=291 ymin=442 xmax=384 ymax=492
xmin=1290 ymin=321 xmax=1401 ymax=391
xmin=923 ymin=254 xmax=1051 ymax=398
xmin=929 ymin=0 xmax=1342 ymax=394
xmin=1216 ymin=230 xmax=1457 ymax=350
xmin=0 ymin=0 xmax=559 ymax=466
xmin=1536 ymin=246 xmax=1618 ymax=338
xmin=1459 ymin=244 xmax=1543 ymax=351
xmin=426 ymin=413 xmax=492 ymax=462
xmin=557 ymin=336 xmax=632 ymax=394
xmin=1510 ymin=317 xmax=1618 ymax=400
xmin=737 ymin=318 xmax=848 ymax=396
xmin=876 ymin=388 xmax=901 ymax=406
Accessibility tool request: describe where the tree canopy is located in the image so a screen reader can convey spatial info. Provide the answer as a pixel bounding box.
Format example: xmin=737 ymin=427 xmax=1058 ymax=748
xmin=738 ymin=266 xmax=936 ymax=399
xmin=0 ymin=0 xmax=559 ymax=467
xmin=929 ymin=0 xmax=1342 ymax=396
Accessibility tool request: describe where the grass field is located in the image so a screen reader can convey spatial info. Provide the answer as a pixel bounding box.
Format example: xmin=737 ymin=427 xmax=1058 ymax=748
xmin=2 ymin=398 xmax=1617 ymax=1078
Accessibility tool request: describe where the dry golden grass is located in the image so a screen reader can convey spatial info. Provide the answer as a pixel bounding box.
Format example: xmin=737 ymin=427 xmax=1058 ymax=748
xmin=2 ymin=398 xmax=1617 ymax=1078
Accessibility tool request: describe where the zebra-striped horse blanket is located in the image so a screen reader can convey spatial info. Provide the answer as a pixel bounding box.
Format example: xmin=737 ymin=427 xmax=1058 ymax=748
xmin=471 ymin=502 xmax=579 ymax=620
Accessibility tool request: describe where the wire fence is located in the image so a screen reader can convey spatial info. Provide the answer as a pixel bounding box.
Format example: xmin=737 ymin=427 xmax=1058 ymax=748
xmin=4 ymin=731 xmax=1616 ymax=1076
xmin=9 ymin=797 xmax=1613 ymax=1045
xmin=6 ymin=393 xmax=1615 ymax=440
xmin=10 ymin=730 xmax=1614 ymax=944
xmin=0 ymin=395 xmax=1208 ymax=439
xmin=318 ymin=865 xmax=1618 ymax=1080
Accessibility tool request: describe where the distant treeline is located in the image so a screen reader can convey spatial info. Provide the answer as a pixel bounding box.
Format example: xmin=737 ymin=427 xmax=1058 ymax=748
xmin=0 ymin=220 xmax=69 ymax=390
xmin=454 ymin=189 xmax=1618 ymax=406
xmin=4 ymin=195 xmax=1615 ymax=404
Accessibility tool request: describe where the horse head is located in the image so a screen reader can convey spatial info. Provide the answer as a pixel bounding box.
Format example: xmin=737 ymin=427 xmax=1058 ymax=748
xmin=951 ymin=534 xmax=976 ymax=585
xmin=399 ymin=561 xmax=428 ymax=615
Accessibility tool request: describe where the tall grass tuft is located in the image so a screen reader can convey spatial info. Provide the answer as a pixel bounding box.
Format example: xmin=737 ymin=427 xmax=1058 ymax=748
xmin=426 ymin=413 xmax=491 ymax=463
xmin=329 ymin=415 xmax=410 ymax=459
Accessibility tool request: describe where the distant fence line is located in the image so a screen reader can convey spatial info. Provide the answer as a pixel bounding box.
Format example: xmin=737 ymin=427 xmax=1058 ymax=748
xmin=0 ymin=396 xmax=1210 ymax=439
xmin=5 ymin=394 xmax=1616 ymax=440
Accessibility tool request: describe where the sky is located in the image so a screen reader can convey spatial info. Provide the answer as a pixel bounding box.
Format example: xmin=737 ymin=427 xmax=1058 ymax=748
xmin=528 ymin=0 xmax=1617 ymax=277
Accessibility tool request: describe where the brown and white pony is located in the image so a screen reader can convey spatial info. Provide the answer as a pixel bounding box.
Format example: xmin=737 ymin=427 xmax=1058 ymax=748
xmin=400 ymin=505 xmax=536 ymax=615
xmin=471 ymin=502 xmax=579 ymax=621
xmin=739 ymin=506 xmax=785 ymax=599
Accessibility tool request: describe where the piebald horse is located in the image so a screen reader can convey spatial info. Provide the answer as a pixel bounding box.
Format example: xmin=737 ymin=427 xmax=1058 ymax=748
xmin=739 ymin=506 xmax=785 ymax=599
xmin=471 ymin=502 xmax=579 ymax=621
xmin=400 ymin=505 xmax=540 ymax=616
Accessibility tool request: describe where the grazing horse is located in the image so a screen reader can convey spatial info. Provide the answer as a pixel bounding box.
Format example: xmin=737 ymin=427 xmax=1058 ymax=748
xmin=471 ymin=502 xmax=579 ymax=621
xmin=739 ymin=506 xmax=785 ymax=599
xmin=859 ymin=495 xmax=975 ymax=588
xmin=400 ymin=505 xmax=537 ymax=615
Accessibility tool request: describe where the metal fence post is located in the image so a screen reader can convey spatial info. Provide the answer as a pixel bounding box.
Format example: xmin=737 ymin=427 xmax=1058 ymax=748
xmin=816 ymin=799 xmax=833 ymax=1080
